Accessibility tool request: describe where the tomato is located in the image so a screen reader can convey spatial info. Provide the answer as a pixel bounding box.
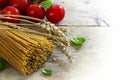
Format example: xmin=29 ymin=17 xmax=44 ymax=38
xmin=9 ymin=0 xmax=29 ymax=14
xmin=46 ymin=4 xmax=65 ymax=23
xmin=26 ymin=4 xmax=45 ymax=19
xmin=0 ymin=0 xmax=9 ymax=9
xmin=27 ymin=0 xmax=32 ymax=3
xmin=0 ymin=6 xmax=21 ymax=23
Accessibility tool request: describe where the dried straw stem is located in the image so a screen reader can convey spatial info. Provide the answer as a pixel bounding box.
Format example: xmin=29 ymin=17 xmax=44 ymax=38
xmin=0 ymin=14 xmax=73 ymax=62
xmin=0 ymin=14 xmax=69 ymax=45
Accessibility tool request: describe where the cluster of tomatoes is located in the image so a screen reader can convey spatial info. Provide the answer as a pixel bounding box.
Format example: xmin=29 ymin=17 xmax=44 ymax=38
xmin=0 ymin=0 xmax=65 ymax=23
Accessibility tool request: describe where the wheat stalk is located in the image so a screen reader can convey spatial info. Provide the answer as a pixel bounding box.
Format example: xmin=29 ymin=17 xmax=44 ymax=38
xmin=0 ymin=14 xmax=73 ymax=63
xmin=0 ymin=14 xmax=69 ymax=45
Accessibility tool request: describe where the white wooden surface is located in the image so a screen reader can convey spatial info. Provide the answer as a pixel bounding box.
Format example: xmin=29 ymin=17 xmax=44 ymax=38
xmin=0 ymin=27 xmax=120 ymax=80
xmin=52 ymin=0 xmax=109 ymax=27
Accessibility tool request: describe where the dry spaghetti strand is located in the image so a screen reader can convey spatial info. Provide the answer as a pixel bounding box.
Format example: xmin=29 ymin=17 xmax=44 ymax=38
xmin=0 ymin=25 xmax=55 ymax=75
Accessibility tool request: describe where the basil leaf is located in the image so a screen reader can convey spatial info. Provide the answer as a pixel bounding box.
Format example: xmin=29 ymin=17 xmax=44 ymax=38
xmin=40 ymin=0 xmax=52 ymax=9
xmin=71 ymin=37 xmax=85 ymax=45
xmin=42 ymin=68 xmax=53 ymax=75
xmin=0 ymin=60 xmax=5 ymax=71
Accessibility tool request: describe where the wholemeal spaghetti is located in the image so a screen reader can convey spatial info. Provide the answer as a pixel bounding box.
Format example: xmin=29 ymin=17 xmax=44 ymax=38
xmin=0 ymin=14 xmax=74 ymax=75
xmin=0 ymin=25 xmax=55 ymax=75
xmin=0 ymin=14 xmax=74 ymax=62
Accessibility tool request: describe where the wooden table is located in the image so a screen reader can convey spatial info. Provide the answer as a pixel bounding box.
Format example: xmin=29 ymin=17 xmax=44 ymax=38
xmin=52 ymin=0 xmax=109 ymax=27
xmin=1 ymin=27 xmax=119 ymax=80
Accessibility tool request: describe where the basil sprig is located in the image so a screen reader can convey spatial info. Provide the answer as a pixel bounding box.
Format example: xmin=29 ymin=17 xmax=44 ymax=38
xmin=71 ymin=37 xmax=85 ymax=45
xmin=42 ymin=68 xmax=53 ymax=75
xmin=0 ymin=60 xmax=5 ymax=71
xmin=40 ymin=0 xmax=52 ymax=9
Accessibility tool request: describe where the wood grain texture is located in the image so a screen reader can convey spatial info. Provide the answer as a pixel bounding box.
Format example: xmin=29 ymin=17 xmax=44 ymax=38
xmin=52 ymin=0 xmax=109 ymax=27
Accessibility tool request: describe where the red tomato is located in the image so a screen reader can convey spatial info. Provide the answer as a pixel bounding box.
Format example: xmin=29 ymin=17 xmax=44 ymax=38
xmin=27 ymin=0 xmax=30 ymax=2
xmin=0 ymin=0 xmax=9 ymax=9
xmin=9 ymin=0 xmax=29 ymax=14
xmin=26 ymin=4 xmax=45 ymax=19
xmin=0 ymin=6 xmax=21 ymax=23
xmin=46 ymin=4 xmax=65 ymax=23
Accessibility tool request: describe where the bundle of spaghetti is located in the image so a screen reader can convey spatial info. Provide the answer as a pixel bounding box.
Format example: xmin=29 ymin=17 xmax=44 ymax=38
xmin=0 ymin=25 xmax=55 ymax=75
xmin=0 ymin=14 xmax=74 ymax=62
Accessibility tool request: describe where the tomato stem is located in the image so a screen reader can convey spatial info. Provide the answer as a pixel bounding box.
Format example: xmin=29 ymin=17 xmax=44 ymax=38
xmin=31 ymin=0 xmax=39 ymax=4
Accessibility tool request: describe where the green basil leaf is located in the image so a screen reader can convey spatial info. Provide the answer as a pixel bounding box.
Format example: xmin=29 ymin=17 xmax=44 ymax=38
xmin=71 ymin=37 xmax=85 ymax=45
xmin=77 ymin=37 xmax=85 ymax=43
xmin=0 ymin=60 xmax=5 ymax=71
xmin=42 ymin=68 xmax=53 ymax=75
xmin=40 ymin=0 xmax=52 ymax=9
